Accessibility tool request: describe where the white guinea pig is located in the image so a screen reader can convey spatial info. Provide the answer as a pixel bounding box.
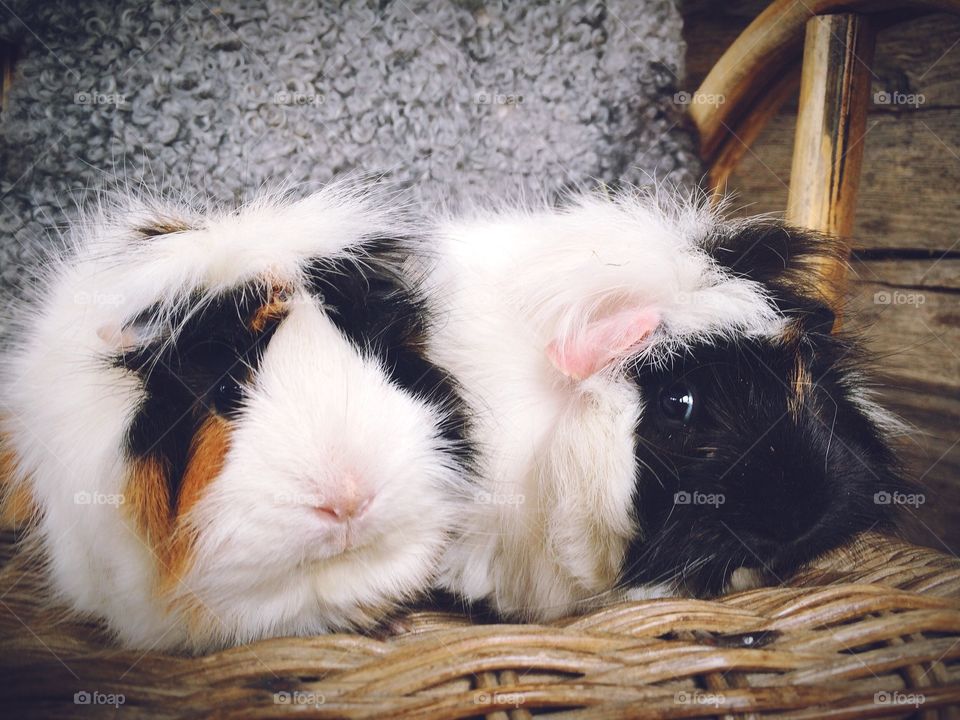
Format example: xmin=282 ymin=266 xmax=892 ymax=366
xmin=421 ymin=189 xmax=904 ymax=620
xmin=0 ymin=183 xmax=469 ymax=653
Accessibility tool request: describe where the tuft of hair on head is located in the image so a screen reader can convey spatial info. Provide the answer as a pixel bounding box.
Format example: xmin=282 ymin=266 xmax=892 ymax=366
xmin=705 ymin=217 xmax=848 ymax=312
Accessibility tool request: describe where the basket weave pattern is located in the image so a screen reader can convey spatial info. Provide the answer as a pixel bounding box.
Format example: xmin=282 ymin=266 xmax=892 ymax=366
xmin=2 ymin=533 xmax=959 ymax=718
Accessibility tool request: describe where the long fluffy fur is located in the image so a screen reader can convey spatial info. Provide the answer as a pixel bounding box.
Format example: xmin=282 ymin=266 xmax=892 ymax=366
xmin=420 ymin=186 xmax=903 ymax=619
xmin=418 ymin=188 xmax=781 ymax=618
xmin=0 ymin=181 xmax=465 ymax=652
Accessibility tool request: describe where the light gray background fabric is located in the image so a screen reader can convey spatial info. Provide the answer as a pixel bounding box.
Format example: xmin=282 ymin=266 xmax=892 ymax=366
xmin=0 ymin=0 xmax=699 ymax=300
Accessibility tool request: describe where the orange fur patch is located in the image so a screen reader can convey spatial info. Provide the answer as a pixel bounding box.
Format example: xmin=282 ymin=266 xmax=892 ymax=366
xmin=124 ymin=455 xmax=173 ymax=549
xmin=135 ymin=218 xmax=193 ymax=238
xmin=0 ymin=438 xmax=35 ymax=530
xmin=789 ymin=357 xmax=812 ymax=417
xmin=779 ymin=318 xmax=803 ymax=346
xmin=161 ymin=414 xmax=231 ymax=590
xmin=250 ymin=283 xmax=293 ymax=333
xmin=175 ymin=415 xmax=231 ymax=521
xmin=124 ymin=414 xmax=231 ymax=594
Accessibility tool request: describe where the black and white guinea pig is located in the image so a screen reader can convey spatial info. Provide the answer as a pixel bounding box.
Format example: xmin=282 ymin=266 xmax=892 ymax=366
xmin=421 ymin=190 xmax=905 ymax=620
xmin=0 ymin=183 xmax=469 ymax=652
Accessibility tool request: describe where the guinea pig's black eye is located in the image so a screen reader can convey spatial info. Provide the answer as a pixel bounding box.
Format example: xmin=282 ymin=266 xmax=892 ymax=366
xmin=658 ymin=382 xmax=696 ymax=425
xmin=211 ymin=375 xmax=244 ymax=415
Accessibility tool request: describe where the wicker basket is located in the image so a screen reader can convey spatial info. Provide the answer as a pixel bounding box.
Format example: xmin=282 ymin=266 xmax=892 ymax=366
xmin=2 ymin=531 xmax=959 ymax=719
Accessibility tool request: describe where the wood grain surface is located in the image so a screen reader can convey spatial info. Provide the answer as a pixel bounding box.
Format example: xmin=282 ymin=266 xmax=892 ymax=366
xmin=785 ymin=13 xmax=876 ymax=312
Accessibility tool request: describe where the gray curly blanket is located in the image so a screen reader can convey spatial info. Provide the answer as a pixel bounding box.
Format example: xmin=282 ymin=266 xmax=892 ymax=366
xmin=0 ymin=0 xmax=698 ymax=299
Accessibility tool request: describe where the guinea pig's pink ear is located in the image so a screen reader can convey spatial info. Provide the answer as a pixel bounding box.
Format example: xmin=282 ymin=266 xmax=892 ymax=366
xmin=97 ymin=319 xmax=154 ymax=353
xmin=547 ymin=307 xmax=661 ymax=381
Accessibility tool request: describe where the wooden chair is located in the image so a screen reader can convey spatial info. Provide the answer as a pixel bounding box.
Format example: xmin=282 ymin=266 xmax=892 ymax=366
xmin=691 ymin=0 xmax=960 ymax=316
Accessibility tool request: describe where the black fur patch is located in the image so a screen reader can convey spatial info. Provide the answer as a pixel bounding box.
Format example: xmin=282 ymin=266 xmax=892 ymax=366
xmin=135 ymin=219 xmax=193 ymax=238
xmin=708 ymin=220 xmax=797 ymax=284
xmin=706 ymin=220 xmax=843 ymax=328
xmin=621 ymin=330 xmax=905 ymax=597
xmin=117 ymin=285 xmax=284 ymax=511
xmin=304 ymin=239 xmax=472 ymax=461
xmin=706 ymin=220 xmax=839 ymax=284
xmin=117 ymin=239 xmax=472 ymax=516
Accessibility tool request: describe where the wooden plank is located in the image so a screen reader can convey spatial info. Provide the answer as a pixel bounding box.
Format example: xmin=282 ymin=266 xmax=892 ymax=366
xmin=683 ymin=1 xmax=767 ymax=89
xmin=849 ymin=279 xmax=960 ymax=395
xmin=847 ymin=278 xmax=960 ymax=547
xmin=708 ymin=67 xmax=800 ymax=194
xmin=724 ymin=109 xmax=960 ymax=251
xmin=878 ymin=380 xmax=960 ymax=551
xmin=850 ymin=257 xmax=960 ymax=291
xmin=870 ymin=13 xmax=960 ymax=106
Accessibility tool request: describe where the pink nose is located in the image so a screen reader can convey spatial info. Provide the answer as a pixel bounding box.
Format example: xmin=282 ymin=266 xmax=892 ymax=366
xmin=313 ymin=483 xmax=374 ymax=522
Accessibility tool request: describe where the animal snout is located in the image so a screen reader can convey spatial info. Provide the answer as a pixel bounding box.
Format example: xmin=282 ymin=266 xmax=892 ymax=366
xmin=312 ymin=473 xmax=375 ymax=522
xmin=749 ymin=499 xmax=821 ymax=543
xmin=734 ymin=453 xmax=828 ymax=545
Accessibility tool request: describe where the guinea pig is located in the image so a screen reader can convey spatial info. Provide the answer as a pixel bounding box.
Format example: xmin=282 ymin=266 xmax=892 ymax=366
xmin=0 ymin=183 xmax=469 ymax=652
xmin=420 ymin=189 xmax=905 ymax=621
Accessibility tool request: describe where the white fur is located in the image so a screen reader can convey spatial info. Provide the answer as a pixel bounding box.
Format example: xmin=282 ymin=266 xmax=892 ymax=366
xmin=1 ymin=182 xmax=460 ymax=652
xmin=421 ymin=189 xmax=782 ymax=619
